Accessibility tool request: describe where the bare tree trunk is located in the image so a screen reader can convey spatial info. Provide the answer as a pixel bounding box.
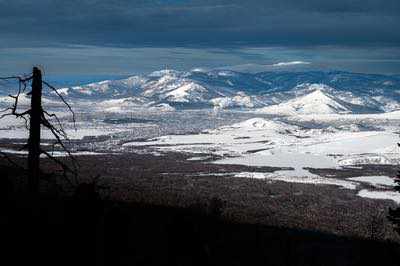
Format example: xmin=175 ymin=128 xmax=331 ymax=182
xmin=28 ymin=67 xmax=42 ymax=194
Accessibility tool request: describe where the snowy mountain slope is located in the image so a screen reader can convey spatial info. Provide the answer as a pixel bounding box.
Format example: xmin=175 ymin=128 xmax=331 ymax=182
xmin=257 ymin=83 xmax=393 ymax=113
xmin=2 ymin=69 xmax=398 ymax=112
xmin=66 ymin=75 xmax=148 ymax=98
xmin=55 ymin=70 xmax=239 ymax=109
xmin=165 ymin=82 xmax=208 ymax=103
xmin=257 ymin=85 xmax=368 ymax=115
xmin=210 ymin=91 xmax=261 ymax=109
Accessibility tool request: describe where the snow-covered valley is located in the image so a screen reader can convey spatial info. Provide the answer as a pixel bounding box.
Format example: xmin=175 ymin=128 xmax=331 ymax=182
xmin=122 ymin=113 xmax=400 ymax=202
xmin=1 ymin=69 xmax=400 ymax=204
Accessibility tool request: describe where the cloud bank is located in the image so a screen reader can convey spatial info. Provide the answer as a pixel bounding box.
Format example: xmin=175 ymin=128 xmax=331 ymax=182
xmin=0 ymin=1 xmax=399 ymax=75
xmin=0 ymin=0 xmax=399 ymax=47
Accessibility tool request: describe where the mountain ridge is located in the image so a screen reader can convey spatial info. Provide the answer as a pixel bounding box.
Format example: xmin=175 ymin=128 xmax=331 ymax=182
xmin=1 ymin=69 xmax=400 ymax=113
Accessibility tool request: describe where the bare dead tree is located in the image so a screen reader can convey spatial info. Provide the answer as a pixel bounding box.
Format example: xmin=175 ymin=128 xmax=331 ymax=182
xmin=0 ymin=67 xmax=78 ymax=194
xmin=27 ymin=67 xmax=42 ymax=193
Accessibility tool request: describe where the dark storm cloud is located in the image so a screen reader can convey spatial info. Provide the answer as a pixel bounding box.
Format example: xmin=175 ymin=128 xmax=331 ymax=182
xmin=1 ymin=1 xmax=399 ymax=76
xmin=1 ymin=0 xmax=399 ymax=47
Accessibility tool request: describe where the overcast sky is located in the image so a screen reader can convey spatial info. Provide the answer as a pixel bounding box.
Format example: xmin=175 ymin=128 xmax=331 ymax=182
xmin=1 ymin=0 xmax=399 ymax=76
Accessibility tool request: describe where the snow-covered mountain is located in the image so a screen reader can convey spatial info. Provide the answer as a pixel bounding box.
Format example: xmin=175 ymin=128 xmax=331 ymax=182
xmin=57 ymin=69 xmax=263 ymax=109
xmin=257 ymin=85 xmax=377 ymax=115
xmin=266 ymin=83 xmax=400 ymax=113
xmin=210 ymin=91 xmax=261 ymax=109
xmin=164 ymin=82 xmax=208 ymax=103
xmin=2 ymin=69 xmax=400 ymax=113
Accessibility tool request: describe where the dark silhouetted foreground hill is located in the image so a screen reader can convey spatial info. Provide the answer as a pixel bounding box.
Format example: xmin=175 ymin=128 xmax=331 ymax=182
xmin=1 ymin=163 xmax=400 ymax=266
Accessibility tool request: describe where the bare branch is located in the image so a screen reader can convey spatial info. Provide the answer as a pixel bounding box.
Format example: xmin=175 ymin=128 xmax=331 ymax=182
xmin=40 ymin=115 xmax=79 ymax=180
xmin=0 ymin=75 xmax=33 ymax=172
xmin=0 ymin=71 xmax=80 ymax=190
xmin=0 ymin=75 xmax=31 ymax=119
xmin=42 ymin=81 xmax=76 ymax=130
xmin=41 ymin=112 xmax=68 ymax=139
xmin=0 ymin=75 xmax=32 ymax=81
xmin=42 ymin=109 xmax=67 ymax=137
xmin=0 ymin=77 xmax=31 ymax=134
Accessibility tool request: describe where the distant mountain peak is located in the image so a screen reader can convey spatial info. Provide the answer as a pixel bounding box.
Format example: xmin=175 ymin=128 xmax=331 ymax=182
xmin=299 ymin=87 xmax=336 ymax=103
xmin=29 ymin=69 xmax=400 ymax=113
xmin=258 ymin=85 xmax=353 ymax=115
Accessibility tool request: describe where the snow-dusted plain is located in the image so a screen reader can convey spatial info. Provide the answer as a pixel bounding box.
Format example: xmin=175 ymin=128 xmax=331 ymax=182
xmin=122 ymin=113 xmax=400 ymax=202
xmin=123 ymin=114 xmax=400 ymax=174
